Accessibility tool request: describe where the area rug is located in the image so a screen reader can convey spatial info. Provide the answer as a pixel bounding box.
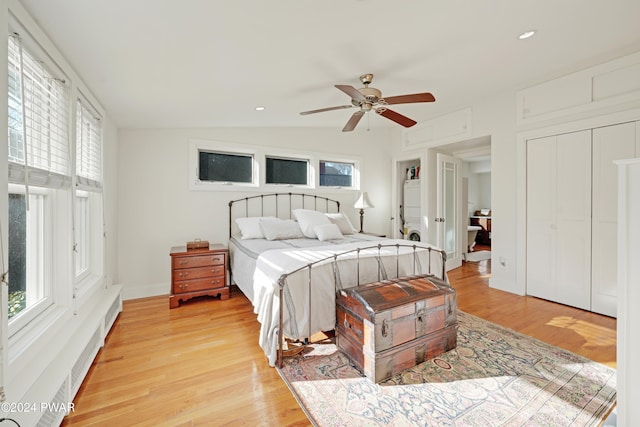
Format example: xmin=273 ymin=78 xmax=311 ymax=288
xmin=464 ymin=250 xmax=491 ymax=262
xmin=277 ymin=311 xmax=616 ymax=427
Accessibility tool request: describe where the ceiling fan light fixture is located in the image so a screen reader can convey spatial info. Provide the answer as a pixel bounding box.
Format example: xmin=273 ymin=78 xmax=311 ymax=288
xmin=300 ymin=73 xmax=435 ymax=132
xmin=518 ymin=30 xmax=536 ymax=40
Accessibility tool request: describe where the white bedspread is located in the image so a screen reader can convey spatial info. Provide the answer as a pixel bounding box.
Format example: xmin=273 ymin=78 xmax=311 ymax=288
xmin=240 ymin=237 xmax=445 ymax=366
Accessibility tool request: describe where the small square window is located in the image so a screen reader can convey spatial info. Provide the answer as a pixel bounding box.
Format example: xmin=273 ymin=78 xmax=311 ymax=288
xmin=266 ymin=157 xmax=308 ymax=185
xmin=199 ymin=151 xmax=253 ymax=183
xmin=319 ymin=161 xmax=354 ymax=187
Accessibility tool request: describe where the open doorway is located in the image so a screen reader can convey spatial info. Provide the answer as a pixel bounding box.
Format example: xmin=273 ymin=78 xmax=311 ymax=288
xmin=434 ymin=136 xmax=491 ymax=263
xmin=392 ymin=135 xmax=491 ymax=268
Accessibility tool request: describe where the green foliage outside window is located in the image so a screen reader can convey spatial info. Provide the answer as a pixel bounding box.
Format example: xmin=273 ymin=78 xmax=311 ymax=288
xmin=8 ymin=290 xmax=26 ymax=319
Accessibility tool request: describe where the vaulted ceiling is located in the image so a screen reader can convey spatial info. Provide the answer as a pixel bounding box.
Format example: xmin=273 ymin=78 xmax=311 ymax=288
xmin=19 ymin=0 xmax=640 ymax=130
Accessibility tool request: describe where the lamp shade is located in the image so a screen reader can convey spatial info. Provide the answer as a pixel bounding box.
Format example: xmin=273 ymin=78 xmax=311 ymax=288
xmin=354 ymin=192 xmax=374 ymax=209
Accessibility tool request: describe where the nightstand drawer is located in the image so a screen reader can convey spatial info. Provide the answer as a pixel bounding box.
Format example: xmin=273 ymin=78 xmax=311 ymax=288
xmin=173 ymin=253 xmax=225 ymax=269
xmin=173 ymin=277 xmax=226 ymax=294
xmin=172 ymin=265 xmax=225 ymax=281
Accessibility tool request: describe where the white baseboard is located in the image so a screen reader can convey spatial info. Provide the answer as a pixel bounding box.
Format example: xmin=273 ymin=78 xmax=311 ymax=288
xmin=119 ymin=282 xmax=169 ymax=300
xmin=489 ymin=277 xmax=525 ymax=296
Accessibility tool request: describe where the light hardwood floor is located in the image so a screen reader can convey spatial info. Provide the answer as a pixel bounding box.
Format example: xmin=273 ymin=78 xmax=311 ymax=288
xmin=61 ymin=258 xmax=616 ymax=426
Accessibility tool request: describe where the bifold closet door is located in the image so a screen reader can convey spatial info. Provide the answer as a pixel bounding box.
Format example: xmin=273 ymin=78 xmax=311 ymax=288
xmin=526 ymin=130 xmax=592 ymax=310
xmin=526 ymin=135 xmax=557 ymax=302
xmin=591 ymin=122 xmax=638 ymax=317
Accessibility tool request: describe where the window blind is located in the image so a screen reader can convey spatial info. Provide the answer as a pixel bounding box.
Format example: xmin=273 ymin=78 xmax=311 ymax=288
xmin=75 ymin=100 xmax=102 ymax=190
xmin=7 ymin=33 xmax=70 ymax=189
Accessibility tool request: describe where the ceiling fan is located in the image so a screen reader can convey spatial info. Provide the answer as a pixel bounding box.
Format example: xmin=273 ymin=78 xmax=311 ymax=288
xmin=300 ymin=73 xmax=435 ymax=132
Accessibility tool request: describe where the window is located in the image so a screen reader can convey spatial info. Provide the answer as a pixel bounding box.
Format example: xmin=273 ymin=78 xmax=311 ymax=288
xmin=7 ymin=32 xmax=70 ymax=331
xmin=7 ymin=190 xmax=48 ymax=320
xmin=199 ymin=151 xmax=253 ymax=183
xmin=266 ymin=156 xmax=308 ymax=185
xmin=319 ymin=161 xmax=354 ymax=187
xmin=74 ymin=191 xmax=89 ymax=277
xmin=7 ymin=34 xmax=70 ymax=179
xmin=189 ymin=139 xmax=360 ymax=192
xmin=76 ymin=100 xmax=102 ymax=188
xmin=74 ymin=99 xmax=104 ymax=291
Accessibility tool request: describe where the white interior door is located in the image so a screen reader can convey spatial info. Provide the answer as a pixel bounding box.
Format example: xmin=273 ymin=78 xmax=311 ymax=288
xmin=555 ymin=131 xmax=592 ymax=310
xmin=526 ymin=130 xmax=592 ymax=310
xmin=436 ymin=153 xmax=462 ymax=270
xmin=526 ymin=135 xmax=557 ymax=300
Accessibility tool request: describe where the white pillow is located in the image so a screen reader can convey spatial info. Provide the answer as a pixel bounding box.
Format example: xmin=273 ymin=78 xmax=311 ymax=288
xmin=259 ymin=219 xmax=304 ymax=241
xmin=325 ymin=212 xmax=356 ymax=235
xmin=314 ymin=223 xmax=344 ymax=241
xmin=292 ymin=209 xmax=332 ymax=238
xmin=235 ymin=216 xmax=276 ymax=239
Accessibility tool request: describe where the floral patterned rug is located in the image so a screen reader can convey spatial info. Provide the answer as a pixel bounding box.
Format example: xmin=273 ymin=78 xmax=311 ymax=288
xmin=277 ymin=311 xmax=616 ymax=427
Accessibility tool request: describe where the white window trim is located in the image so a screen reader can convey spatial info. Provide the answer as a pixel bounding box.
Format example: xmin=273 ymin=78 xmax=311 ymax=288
xmin=264 ymin=151 xmax=314 ymax=190
xmin=73 ymin=190 xmax=105 ymax=302
xmin=6 ymin=184 xmax=61 ymax=338
xmin=318 ymin=158 xmax=359 ymax=190
xmin=189 ymin=138 xmax=361 ymax=193
xmin=189 ymin=139 xmax=259 ymax=191
xmin=74 ymin=190 xmax=90 ymax=281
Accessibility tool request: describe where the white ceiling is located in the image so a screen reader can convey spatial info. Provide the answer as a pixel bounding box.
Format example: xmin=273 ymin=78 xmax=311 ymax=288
xmin=18 ymin=0 xmax=640 ymax=131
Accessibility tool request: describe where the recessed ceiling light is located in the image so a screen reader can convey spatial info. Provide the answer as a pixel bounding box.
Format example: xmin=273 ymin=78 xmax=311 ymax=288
xmin=255 ymin=106 xmax=265 ymax=111
xmin=518 ymin=30 xmax=536 ymax=40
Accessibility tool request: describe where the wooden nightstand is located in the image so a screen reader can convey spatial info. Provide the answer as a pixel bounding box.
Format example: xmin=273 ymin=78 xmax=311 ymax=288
xmin=169 ymin=243 xmax=230 ymax=308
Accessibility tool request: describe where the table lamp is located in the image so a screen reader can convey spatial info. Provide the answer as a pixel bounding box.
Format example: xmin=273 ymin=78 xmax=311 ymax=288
xmin=353 ymin=192 xmax=374 ymax=233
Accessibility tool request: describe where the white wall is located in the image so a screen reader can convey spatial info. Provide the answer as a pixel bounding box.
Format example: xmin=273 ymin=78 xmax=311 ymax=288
xmin=464 ymin=166 xmax=491 ymax=216
xmin=471 ymin=92 xmax=519 ymax=292
xmin=392 ymin=90 xmax=520 ymax=293
xmin=116 ymin=127 xmax=394 ymax=299
xmin=476 ymin=172 xmax=491 ymax=211
xmin=395 ymin=50 xmax=640 ymax=297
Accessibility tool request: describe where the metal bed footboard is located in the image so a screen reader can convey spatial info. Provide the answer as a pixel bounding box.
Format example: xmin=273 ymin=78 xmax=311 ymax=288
xmin=275 ymin=243 xmax=447 ymax=367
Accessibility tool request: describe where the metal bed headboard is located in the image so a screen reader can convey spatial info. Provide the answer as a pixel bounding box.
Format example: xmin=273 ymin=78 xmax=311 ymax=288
xmin=228 ymin=192 xmax=341 ymax=238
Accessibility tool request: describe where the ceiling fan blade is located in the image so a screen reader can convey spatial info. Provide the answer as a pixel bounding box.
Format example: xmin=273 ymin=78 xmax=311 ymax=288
xmin=342 ymin=110 xmax=365 ymax=132
xmin=382 ymin=92 xmax=435 ymax=105
xmin=335 ymin=85 xmax=365 ymax=102
xmin=300 ymin=105 xmax=353 ymax=115
xmin=375 ymin=107 xmax=417 ymax=128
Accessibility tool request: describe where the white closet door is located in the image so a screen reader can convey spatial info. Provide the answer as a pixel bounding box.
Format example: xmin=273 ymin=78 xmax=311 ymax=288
xmin=592 ymin=122 xmax=637 ymax=317
xmin=555 ymin=131 xmax=592 ymax=310
xmin=526 ymin=136 xmax=557 ymax=301
xmin=526 ymin=130 xmax=592 ymax=310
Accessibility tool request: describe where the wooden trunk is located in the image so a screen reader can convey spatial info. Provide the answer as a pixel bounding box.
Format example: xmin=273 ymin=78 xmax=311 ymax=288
xmin=336 ymin=275 xmax=457 ymax=383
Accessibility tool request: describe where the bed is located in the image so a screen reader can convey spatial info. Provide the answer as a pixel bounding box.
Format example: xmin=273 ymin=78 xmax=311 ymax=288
xmin=228 ymin=192 xmax=446 ymax=367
